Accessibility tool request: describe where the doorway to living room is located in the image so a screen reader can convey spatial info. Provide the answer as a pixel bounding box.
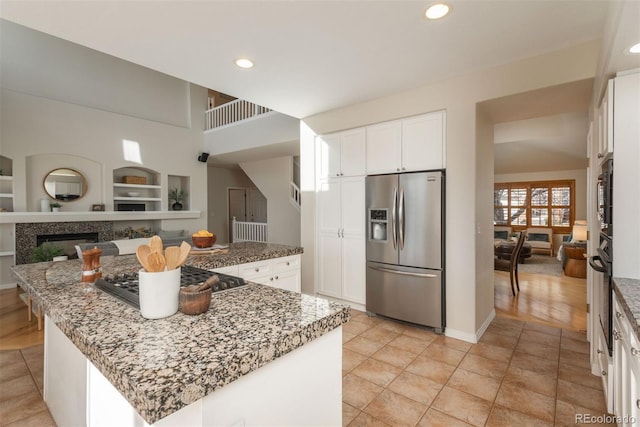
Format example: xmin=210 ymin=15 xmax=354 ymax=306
xmin=479 ymin=79 xmax=591 ymax=331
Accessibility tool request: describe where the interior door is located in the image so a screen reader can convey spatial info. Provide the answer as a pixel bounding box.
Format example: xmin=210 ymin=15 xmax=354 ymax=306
xmin=246 ymin=187 xmax=267 ymax=222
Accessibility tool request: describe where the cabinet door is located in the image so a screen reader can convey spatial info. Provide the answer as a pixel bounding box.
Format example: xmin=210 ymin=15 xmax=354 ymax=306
xmin=340 ymin=177 xmax=365 ymax=238
xmin=366 ymin=121 xmax=402 ymax=174
xmin=317 ymin=134 xmax=341 ymax=179
xmin=318 ymin=234 xmax=342 ymax=298
xmin=599 ymin=79 xmax=614 ymax=158
xmin=340 ymin=128 xmax=366 ymax=177
xmin=318 ymin=179 xmax=341 ymax=235
xmin=274 ymin=269 xmax=301 ymax=293
xmin=402 ymin=112 xmax=445 ymax=171
xmin=341 ymin=234 xmax=365 ymax=304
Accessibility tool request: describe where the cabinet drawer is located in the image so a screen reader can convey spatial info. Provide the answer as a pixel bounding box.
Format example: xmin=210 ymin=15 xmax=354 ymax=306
xmin=273 ymin=255 xmax=300 ymax=273
xmin=239 ymin=261 xmax=272 ymax=279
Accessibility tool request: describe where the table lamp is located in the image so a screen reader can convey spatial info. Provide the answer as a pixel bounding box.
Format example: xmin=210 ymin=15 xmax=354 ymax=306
xmin=572 ymin=220 xmax=587 ymax=243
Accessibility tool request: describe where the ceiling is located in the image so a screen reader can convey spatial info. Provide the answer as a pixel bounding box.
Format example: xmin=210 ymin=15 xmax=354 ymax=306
xmin=1 ymin=1 xmax=638 ymax=173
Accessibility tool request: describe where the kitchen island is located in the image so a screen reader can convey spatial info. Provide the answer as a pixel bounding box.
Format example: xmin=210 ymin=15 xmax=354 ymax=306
xmin=11 ymin=242 xmax=349 ymax=426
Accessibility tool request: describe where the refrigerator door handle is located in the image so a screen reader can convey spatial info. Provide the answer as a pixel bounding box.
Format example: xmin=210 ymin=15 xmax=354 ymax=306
xmin=399 ymin=187 xmax=405 ymax=250
xmin=392 ymin=187 xmax=398 ymax=249
xmin=369 ymin=265 xmax=438 ymax=278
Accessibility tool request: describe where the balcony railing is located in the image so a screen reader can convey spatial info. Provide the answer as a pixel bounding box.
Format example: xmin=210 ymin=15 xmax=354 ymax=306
xmin=205 ymin=99 xmax=272 ymax=131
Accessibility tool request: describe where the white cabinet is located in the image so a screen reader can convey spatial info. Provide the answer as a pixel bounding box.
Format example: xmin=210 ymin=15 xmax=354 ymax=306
xmin=366 ymin=111 xmax=445 ymax=174
xmin=597 ymin=79 xmax=614 ymax=160
xmin=613 ymin=294 xmax=640 ymax=425
xmin=611 ymin=71 xmax=640 ymax=279
xmin=366 ymin=120 xmax=402 ymax=174
xmin=317 ymin=177 xmax=366 ymax=304
xmin=317 ymin=128 xmax=365 ymax=179
xmin=402 ymin=111 xmax=445 ymax=171
xmin=236 ymin=255 xmax=301 ymax=293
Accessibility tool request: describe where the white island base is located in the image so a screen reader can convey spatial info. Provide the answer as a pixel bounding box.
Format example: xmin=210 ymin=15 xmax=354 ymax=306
xmin=44 ymin=316 xmax=343 ymax=426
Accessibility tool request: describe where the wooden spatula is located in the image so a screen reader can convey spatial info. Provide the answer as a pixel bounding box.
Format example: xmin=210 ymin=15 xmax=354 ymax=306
xmin=136 ymin=244 xmax=152 ymax=271
xmin=176 ymin=241 xmax=192 ymax=267
xmin=146 ymin=251 xmax=166 ymax=272
xmin=165 ymin=246 xmax=181 ymax=270
xmin=149 ymin=235 xmax=163 ymax=254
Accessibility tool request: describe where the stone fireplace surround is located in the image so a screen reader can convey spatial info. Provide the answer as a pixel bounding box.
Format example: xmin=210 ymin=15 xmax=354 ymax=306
xmin=16 ymin=221 xmax=114 ymax=264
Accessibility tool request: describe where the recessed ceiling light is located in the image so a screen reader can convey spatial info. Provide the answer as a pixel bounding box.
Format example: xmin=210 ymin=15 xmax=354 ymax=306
xmin=235 ymin=58 xmax=254 ymax=69
xmin=628 ymin=42 xmax=640 ymax=54
xmin=425 ymin=3 xmax=450 ymax=20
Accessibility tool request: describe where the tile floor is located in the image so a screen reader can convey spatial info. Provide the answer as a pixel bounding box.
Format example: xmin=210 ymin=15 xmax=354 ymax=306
xmin=0 ymin=312 xmax=612 ymax=426
xmin=342 ymin=310 xmax=614 ymax=426
xmin=0 ymin=344 xmax=55 ymax=426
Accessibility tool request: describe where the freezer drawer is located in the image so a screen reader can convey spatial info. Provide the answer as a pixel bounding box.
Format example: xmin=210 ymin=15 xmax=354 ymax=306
xmin=366 ymin=262 xmax=443 ymax=332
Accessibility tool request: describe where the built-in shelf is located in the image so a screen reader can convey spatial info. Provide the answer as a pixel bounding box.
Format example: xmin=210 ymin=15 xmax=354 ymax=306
xmin=113 ymin=167 xmax=162 ymax=211
xmin=0 ymin=250 xmax=14 ymax=257
xmin=0 ymin=176 xmax=14 ymax=181
xmin=0 ymin=210 xmax=202 ymax=224
xmin=0 ymin=193 xmax=14 ymax=198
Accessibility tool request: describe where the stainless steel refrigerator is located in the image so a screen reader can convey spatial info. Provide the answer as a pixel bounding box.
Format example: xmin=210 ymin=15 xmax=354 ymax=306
xmin=366 ymin=171 xmax=444 ymax=333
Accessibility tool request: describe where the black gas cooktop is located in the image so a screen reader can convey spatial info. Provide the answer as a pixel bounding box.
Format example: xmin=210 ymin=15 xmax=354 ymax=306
xmin=94 ymin=265 xmax=247 ymax=309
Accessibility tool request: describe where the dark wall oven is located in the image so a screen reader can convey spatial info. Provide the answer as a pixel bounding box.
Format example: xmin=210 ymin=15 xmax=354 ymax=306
xmin=590 ymin=155 xmax=613 ymax=355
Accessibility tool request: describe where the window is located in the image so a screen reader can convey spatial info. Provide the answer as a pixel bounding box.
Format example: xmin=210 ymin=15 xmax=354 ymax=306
xmin=494 ymin=180 xmax=575 ymax=232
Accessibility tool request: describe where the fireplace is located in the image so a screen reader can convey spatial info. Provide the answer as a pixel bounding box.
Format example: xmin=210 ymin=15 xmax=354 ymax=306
xmin=15 ymin=222 xmax=114 ymax=264
xmin=36 ymin=232 xmax=99 ymax=260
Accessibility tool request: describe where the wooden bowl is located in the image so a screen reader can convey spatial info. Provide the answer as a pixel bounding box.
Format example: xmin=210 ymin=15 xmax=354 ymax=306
xmin=192 ymin=235 xmax=216 ymax=248
xmin=179 ymin=285 xmax=212 ymax=315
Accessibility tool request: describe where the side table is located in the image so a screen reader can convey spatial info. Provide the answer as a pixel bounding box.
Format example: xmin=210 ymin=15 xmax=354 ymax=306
xmin=564 ymin=244 xmax=587 ymax=278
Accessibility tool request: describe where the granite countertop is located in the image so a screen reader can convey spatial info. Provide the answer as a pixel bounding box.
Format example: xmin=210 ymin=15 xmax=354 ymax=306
xmin=186 ymin=241 xmax=303 ymax=270
xmin=11 ymin=242 xmax=349 ymax=424
xmin=613 ymin=277 xmax=640 ymax=341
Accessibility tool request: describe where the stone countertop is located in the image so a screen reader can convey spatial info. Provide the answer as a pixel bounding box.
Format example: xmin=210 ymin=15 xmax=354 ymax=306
xmin=613 ymin=277 xmax=640 ymax=341
xmin=11 ymin=242 xmax=349 ymax=425
xmin=186 ymin=241 xmax=303 ymax=270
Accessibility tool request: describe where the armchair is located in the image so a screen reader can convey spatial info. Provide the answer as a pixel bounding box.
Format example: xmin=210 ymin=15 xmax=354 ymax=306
xmin=526 ymin=227 xmax=553 ymax=256
xmin=494 ymin=226 xmax=512 ymax=241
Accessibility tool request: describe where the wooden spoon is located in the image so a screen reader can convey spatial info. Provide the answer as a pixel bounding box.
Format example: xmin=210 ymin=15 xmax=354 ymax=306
xmin=149 ymin=235 xmax=163 ymax=254
xmin=146 ymin=251 xmax=166 ymax=272
xmin=176 ymin=241 xmax=192 ymax=267
xmin=165 ymin=246 xmax=181 ymax=270
xmin=136 ymin=245 xmax=152 ymax=271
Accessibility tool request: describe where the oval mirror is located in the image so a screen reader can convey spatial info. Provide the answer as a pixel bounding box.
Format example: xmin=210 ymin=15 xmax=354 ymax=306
xmin=43 ymin=168 xmax=88 ymax=202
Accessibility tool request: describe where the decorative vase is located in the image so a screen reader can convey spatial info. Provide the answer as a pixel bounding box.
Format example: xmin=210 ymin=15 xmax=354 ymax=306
xmin=41 ymin=198 xmax=50 ymax=212
xmin=172 ymin=202 xmax=183 ymax=211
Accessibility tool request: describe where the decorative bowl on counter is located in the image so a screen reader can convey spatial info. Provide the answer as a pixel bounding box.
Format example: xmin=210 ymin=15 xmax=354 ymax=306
xmin=179 ymin=285 xmax=212 ymax=315
xmin=127 ymin=192 xmax=141 ymax=197
xmin=192 ymin=235 xmax=216 ymax=248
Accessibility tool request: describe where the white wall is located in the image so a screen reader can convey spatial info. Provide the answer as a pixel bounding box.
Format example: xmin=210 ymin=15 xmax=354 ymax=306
xmin=0 ymin=21 xmax=208 ymax=233
xmin=301 ymin=40 xmax=599 ymax=341
xmin=240 ymin=156 xmax=300 ymax=247
xmin=207 ymin=166 xmax=256 ymax=244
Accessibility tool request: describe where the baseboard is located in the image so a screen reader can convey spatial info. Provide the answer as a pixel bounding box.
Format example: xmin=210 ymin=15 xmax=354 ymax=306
xmin=475 ymin=309 xmax=496 ymax=341
xmin=0 ymin=282 xmax=17 ymax=290
xmin=444 ymin=309 xmax=496 ymax=344
xmin=445 ymin=327 xmax=478 ymax=344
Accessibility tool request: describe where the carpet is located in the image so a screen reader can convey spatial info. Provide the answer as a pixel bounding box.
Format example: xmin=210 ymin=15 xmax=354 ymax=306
xmin=518 ymin=254 xmax=564 ymax=277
